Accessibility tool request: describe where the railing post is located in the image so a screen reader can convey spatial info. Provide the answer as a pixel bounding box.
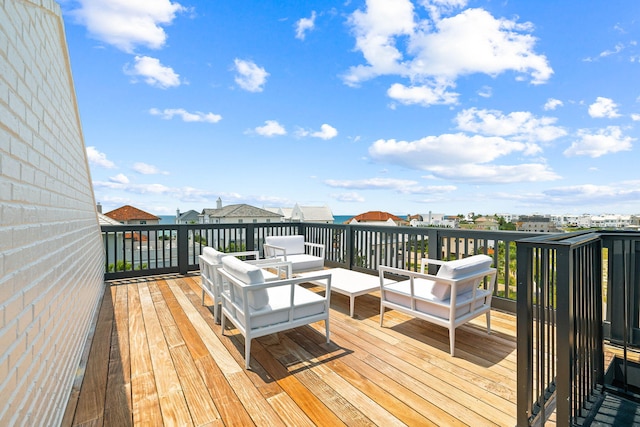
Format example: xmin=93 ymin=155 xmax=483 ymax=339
xmin=516 ymin=241 xmax=534 ymax=427
xmin=346 ymin=225 xmax=354 ymax=270
xmin=177 ymin=224 xmax=189 ymax=275
xmin=427 ymin=228 xmax=440 ymax=273
xmin=246 ymin=223 xmax=255 ymax=251
xmin=556 ymin=244 xmax=573 ymax=427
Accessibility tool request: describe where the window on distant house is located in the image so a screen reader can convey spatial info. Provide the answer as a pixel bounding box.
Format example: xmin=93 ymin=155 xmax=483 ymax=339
xmin=253 ymin=219 xmax=257 ymax=223
xmin=140 ymin=220 xmax=146 ymax=224
xmin=238 ymin=219 xmax=243 ymax=223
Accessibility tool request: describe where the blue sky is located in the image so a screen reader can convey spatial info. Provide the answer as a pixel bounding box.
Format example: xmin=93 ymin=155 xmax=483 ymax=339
xmin=60 ymin=0 xmax=640 ymax=216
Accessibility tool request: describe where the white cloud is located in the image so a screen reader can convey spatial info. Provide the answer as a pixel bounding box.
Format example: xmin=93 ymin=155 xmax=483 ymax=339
xmin=455 ymin=108 xmax=567 ymax=143
xmin=542 ymin=182 xmax=640 ymax=206
xmin=86 ymin=146 xmax=116 ymax=168
xmin=477 ymin=85 xmax=492 ymax=98
xmin=149 ymin=108 xmax=222 ymax=123
xmin=295 ymin=11 xmax=316 ymax=40
xmin=631 ymin=114 xmax=640 ymax=121
xmin=109 ymin=173 xmax=129 ymax=184
xmin=234 ymin=59 xmax=269 ymax=92
xmin=126 ymin=56 xmax=180 ymax=88
xmin=332 ymin=192 xmax=366 ymax=202
xmin=344 ymin=2 xmax=552 ymax=101
xmin=368 ymin=133 xmax=560 ymax=183
xmin=588 ymin=97 xmax=620 ymax=118
xmin=564 ymin=126 xmax=634 ymax=158
xmin=387 ymin=82 xmax=459 ymax=106
xmin=325 ymin=177 xmax=419 ymax=190
xmin=312 ymin=124 xmax=338 ymax=140
xmin=254 ymin=120 xmax=286 ymax=137
xmin=132 ymin=162 xmax=169 ymax=175
xmin=70 ymin=0 xmax=186 ymax=53
xmin=544 ymin=98 xmax=563 ymax=111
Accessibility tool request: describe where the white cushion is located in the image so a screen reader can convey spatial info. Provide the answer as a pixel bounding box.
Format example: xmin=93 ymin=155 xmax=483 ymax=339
xmin=384 ymin=279 xmax=491 ymax=320
xmin=431 ymin=255 xmax=493 ymax=301
xmin=222 ymin=256 xmax=269 ymax=309
xmin=265 ymin=235 xmax=305 ymax=255
xmin=233 ymin=285 xmax=326 ymax=329
xmin=203 ymin=246 xmax=226 ymax=264
xmin=286 ymin=254 xmax=324 ymax=272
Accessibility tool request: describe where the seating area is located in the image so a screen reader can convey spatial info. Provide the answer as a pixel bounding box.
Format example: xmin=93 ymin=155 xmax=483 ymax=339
xmin=378 ymin=254 xmax=497 ymax=356
xmin=263 ymin=235 xmax=325 ymax=273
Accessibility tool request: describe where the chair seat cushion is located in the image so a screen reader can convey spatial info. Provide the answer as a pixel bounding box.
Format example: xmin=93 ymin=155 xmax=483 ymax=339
xmin=265 ymin=235 xmax=305 ymax=255
xmin=431 ymin=255 xmax=493 ymax=301
xmin=287 ymin=254 xmax=324 ymax=272
xmin=229 ymin=284 xmax=326 ymax=329
xmin=383 ymin=279 xmax=491 ymax=321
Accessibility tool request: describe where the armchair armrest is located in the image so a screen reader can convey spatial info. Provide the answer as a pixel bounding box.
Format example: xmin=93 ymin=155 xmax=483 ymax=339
xmin=248 ymin=258 xmax=292 ymax=279
xmin=263 ymin=243 xmax=287 ymax=259
xmin=304 ymin=241 xmax=325 ymax=258
xmin=419 ymin=257 xmax=446 ymax=274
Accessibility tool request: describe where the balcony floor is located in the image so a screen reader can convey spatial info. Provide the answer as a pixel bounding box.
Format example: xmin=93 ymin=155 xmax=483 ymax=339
xmin=62 ymin=273 xmax=519 ymax=426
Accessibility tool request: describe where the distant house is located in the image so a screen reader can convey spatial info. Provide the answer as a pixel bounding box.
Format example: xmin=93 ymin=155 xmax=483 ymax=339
xmin=265 ymin=204 xmax=334 ymax=223
xmin=104 ymin=205 xmax=161 ymax=225
xmin=97 ymin=212 xmax=121 ymax=226
xmin=175 ymin=209 xmax=199 ymax=224
xmin=200 ymin=198 xmax=282 ymax=224
xmin=517 ymin=215 xmax=561 ymax=233
xmin=347 ymin=211 xmax=409 ymax=226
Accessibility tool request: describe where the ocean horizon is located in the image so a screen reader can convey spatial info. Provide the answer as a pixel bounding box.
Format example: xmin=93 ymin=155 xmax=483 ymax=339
xmin=159 ymin=215 xmax=355 ymax=224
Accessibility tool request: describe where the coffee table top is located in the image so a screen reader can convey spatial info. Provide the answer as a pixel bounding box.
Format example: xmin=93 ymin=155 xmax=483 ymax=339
xmin=298 ymin=267 xmax=387 ymax=296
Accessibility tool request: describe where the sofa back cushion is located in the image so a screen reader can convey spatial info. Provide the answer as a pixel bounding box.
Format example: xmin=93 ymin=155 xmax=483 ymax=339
xmin=431 ymin=255 xmax=493 ymax=301
xmin=265 ymin=235 xmax=305 ymax=255
xmin=202 ymin=246 xmax=226 ymax=264
xmin=222 ymin=256 xmax=269 ymax=309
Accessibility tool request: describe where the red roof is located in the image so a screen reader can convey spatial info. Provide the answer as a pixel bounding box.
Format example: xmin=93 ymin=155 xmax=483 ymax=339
xmin=349 ymin=211 xmax=406 ymax=222
xmin=104 ymin=205 xmax=160 ymax=222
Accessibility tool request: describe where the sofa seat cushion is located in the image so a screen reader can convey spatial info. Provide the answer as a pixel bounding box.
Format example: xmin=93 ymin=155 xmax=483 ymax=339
xmin=431 ymin=255 xmax=493 ymax=301
xmin=286 ymin=254 xmax=324 ymax=272
xmin=222 ymin=256 xmax=269 ymax=309
xmin=265 ymin=235 xmax=305 ymax=255
xmin=383 ymin=279 xmax=491 ymax=321
xmin=229 ymin=285 xmax=326 ymax=329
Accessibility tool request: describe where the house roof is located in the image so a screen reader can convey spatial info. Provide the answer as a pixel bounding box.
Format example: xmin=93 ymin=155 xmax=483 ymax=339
xmin=98 ymin=212 xmax=121 ymax=226
xmin=177 ymin=209 xmax=199 ymax=221
xmin=295 ymin=205 xmax=333 ymax=221
xmin=202 ymin=204 xmax=282 ymax=219
xmin=349 ymin=211 xmax=406 ymax=223
xmin=104 ymin=205 xmax=160 ymax=222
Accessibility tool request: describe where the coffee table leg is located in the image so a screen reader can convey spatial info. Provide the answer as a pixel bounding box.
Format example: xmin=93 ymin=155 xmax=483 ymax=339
xmin=350 ymin=296 xmax=355 ymax=317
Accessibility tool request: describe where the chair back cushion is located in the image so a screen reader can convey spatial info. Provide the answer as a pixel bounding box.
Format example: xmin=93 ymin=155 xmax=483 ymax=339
xmin=432 ymin=255 xmax=493 ymax=300
xmin=265 ymin=235 xmax=305 ymax=255
xmin=202 ymin=246 xmax=226 ymax=264
xmin=222 ymin=256 xmax=269 ymax=309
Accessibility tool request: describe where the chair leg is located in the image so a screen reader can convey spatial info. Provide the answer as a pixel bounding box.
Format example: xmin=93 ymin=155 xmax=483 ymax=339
xmin=245 ymin=338 xmax=252 ymax=369
xmin=449 ymin=328 xmax=455 ymax=356
xmin=486 ymin=312 xmax=491 ymax=334
xmin=325 ymin=319 xmax=330 ymax=343
xmin=213 ymin=303 xmax=220 ymax=324
xmin=202 ymin=289 xmax=205 ymax=305
xmin=220 ymin=312 xmax=226 ymax=335
xmin=380 ymin=306 xmax=385 ymax=326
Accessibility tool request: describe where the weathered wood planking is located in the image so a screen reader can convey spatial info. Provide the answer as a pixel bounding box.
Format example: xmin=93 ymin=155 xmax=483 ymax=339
xmin=67 ymin=273 xmax=521 ymax=426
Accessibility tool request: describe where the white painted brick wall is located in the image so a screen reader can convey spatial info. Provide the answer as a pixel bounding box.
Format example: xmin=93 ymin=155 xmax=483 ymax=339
xmin=0 ymin=1 xmax=105 ymax=426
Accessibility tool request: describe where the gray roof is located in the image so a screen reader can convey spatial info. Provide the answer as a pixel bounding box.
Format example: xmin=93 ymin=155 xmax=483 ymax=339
xmin=202 ymin=204 xmax=283 ymax=219
xmin=177 ymin=210 xmax=199 ymax=221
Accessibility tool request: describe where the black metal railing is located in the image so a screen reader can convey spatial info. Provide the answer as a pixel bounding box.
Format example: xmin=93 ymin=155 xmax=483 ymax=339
xmin=101 ymin=222 xmax=538 ymax=310
xmin=516 ymin=230 xmax=640 ymax=426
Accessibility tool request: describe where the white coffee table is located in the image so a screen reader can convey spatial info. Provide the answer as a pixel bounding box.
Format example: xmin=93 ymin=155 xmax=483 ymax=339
xmin=298 ymin=268 xmax=392 ymax=317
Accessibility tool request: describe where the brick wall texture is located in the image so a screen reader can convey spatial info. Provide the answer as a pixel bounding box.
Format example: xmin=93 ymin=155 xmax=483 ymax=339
xmin=0 ymin=0 xmax=105 ymax=425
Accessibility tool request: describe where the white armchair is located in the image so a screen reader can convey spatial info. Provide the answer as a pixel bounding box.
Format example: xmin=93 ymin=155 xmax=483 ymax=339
xmin=218 ymin=256 xmax=331 ymax=369
xmin=378 ymin=254 xmax=496 ymax=356
xmin=198 ymin=247 xmax=291 ymax=323
xmin=263 ymin=235 xmax=325 ymax=273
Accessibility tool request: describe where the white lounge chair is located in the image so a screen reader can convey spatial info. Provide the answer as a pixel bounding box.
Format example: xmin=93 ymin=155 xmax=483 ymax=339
xmin=263 ymin=235 xmax=325 ymax=273
xmin=198 ymin=247 xmax=291 ymax=323
xmin=378 ymin=254 xmax=496 ymax=356
xmin=218 ymin=256 xmax=331 ymax=369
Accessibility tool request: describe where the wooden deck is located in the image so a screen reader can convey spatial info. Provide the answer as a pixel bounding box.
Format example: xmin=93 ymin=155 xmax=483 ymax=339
xmin=62 ymin=273 xmax=519 ymax=426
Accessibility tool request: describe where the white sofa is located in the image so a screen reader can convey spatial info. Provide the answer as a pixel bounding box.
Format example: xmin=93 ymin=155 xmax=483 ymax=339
xmin=263 ymin=235 xmax=325 ymax=273
xmin=378 ymin=254 xmax=496 ymax=356
xmin=218 ymin=256 xmax=332 ymax=369
xmin=198 ymin=247 xmax=291 ymax=323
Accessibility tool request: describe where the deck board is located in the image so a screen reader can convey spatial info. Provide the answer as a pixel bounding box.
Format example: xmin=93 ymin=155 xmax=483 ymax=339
xmin=65 ymin=273 xmax=522 ymax=426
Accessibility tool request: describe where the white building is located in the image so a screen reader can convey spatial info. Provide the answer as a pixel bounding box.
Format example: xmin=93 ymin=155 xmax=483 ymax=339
xmin=265 ymin=203 xmax=334 ymax=223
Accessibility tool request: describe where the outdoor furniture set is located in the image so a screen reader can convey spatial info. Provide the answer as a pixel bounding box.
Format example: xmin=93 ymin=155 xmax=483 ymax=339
xmin=199 ymin=235 xmax=497 ymax=369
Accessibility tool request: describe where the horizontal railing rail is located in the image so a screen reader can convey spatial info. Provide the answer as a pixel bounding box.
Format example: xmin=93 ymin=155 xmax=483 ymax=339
xmin=101 ymin=222 xmax=540 ymax=311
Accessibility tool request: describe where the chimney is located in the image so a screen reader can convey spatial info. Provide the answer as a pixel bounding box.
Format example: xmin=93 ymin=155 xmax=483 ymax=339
xmin=96 ymin=202 xmax=102 ymax=213
xmin=216 ymin=197 xmax=222 ymax=209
